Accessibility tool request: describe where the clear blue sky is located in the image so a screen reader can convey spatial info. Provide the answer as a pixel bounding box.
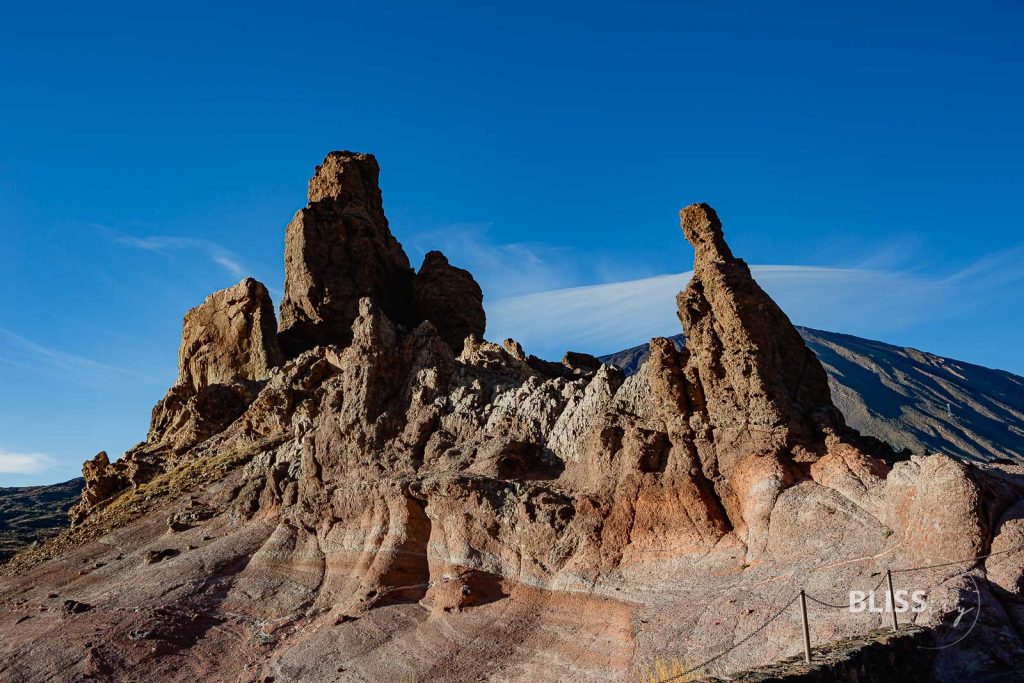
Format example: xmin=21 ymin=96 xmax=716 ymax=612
xmin=2 ymin=1 xmax=1022 ymax=485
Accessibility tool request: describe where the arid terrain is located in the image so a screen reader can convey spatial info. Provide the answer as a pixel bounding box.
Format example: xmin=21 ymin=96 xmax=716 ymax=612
xmin=1 ymin=152 xmax=1022 ymax=682
xmin=0 ymin=479 xmax=82 ymax=563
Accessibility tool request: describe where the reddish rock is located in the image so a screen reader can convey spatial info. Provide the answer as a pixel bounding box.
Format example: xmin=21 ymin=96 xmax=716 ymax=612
xmin=6 ymin=157 xmax=1021 ymax=683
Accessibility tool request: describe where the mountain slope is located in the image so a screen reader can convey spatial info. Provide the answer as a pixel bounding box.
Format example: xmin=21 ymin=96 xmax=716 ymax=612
xmin=601 ymin=328 xmax=1024 ymax=465
xmin=0 ymin=479 xmax=83 ymax=563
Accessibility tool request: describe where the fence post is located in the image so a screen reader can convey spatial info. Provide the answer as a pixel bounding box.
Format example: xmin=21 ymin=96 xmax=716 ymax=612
xmin=885 ymin=570 xmax=899 ymax=632
xmin=799 ymin=589 xmax=811 ymax=664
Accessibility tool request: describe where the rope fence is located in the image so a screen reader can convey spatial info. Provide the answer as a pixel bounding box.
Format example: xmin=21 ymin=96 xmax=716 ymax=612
xmin=654 ymin=542 xmax=1024 ymax=681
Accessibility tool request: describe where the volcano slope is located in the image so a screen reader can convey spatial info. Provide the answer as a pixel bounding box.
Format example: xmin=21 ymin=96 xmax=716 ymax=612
xmin=2 ymin=153 xmax=1022 ymax=682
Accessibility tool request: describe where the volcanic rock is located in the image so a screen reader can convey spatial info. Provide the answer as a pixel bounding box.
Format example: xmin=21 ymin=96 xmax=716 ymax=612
xmin=413 ymin=250 xmax=485 ymax=353
xmin=3 ymin=157 xmax=1022 ymax=683
xmin=69 ymin=452 xmax=127 ymax=525
xmin=278 ymin=151 xmax=416 ymax=356
xmin=675 ymin=202 xmax=851 ymax=553
xmin=69 ymin=278 xmax=281 ymax=523
xmin=177 ymin=277 xmax=282 ymax=393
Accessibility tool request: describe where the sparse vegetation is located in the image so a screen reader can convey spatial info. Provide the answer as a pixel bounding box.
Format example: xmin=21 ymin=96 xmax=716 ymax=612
xmin=638 ymin=656 xmax=694 ymax=683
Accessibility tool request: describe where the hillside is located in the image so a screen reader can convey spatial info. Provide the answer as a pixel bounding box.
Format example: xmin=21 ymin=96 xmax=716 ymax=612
xmin=601 ymin=328 xmax=1024 ymax=465
xmin=0 ymin=479 xmax=83 ymax=563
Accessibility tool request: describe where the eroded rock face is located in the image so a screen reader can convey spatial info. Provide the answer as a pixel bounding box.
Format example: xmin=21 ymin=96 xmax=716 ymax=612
xmin=6 ymin=157 xmax=1023 ymax=683
xmin=178 ymin=277 xmax=282 ymax=393
xmin=674 ymin=203 xmax=855 ymax=552
xmin=69 ymin=452 xmax=127 ymax=524
xmin=278 ymin=152 xmax=416 ymax=356
xmin=69 ymin=279 xmax=282 ymax=523
xmin=413 ymin=250 xmax=485 ymax=353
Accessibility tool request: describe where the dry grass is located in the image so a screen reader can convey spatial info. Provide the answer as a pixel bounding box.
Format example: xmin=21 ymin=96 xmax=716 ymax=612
xmin=638 ymin=656 xmax=695 ymax=683
xmin=1 ymin=434 xmax=285 ymax=575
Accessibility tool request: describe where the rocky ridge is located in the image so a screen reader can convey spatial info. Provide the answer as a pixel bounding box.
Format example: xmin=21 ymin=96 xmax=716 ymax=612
xmin=1 ymin=154 xmax=1022 ymax=682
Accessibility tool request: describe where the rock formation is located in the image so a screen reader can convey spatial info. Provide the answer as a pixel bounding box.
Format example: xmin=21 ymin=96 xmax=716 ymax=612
xmin=674 ymin=203 xmax=856 ymax=554
xmin=278 ymin=151 xmax=417 ymax=356
xmin=2 ymin=155 xmax=1022 ymax=683
xmin=413 ymin=250 xmax=485 ymax=353
xmin=177 ymin=277 xmax=282 ymax=393
xmin=603 ymin=329 xmax=1024 ymax=466
xmin=70 ymin=278 xmax=283 ymax=523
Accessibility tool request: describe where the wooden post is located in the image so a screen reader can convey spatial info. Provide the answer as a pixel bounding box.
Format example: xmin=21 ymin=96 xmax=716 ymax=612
xmin=886 ymin=570 xmax=899 ymax=631
xmin=799 ymin=589 xmax=811 ymax=664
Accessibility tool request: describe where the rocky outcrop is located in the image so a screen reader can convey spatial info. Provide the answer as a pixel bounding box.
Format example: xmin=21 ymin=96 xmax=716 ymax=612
xmin=153 ymin=276 xmax=282 ymax=449
xmin=673 ymin=203 xmax=854 ymax=554
xmin=603 ymin=328 xmax=1024 ymax=467
xmin=413 ymin=250 xmax=485 ymax=353
xmin=178 ymin=277 xmax=282 ymax=392
xmin=4 ymin=155 xmax=1022 ymax=683
xmin=677 ymin=203 xmax=840 ymax=449
xmin=69 ymin=279 xmax=282 ymax=522
xmin=278 ymin=152 xmax=416 ymax=356
xmin=68 ymin=452 xmax=127 ymax=524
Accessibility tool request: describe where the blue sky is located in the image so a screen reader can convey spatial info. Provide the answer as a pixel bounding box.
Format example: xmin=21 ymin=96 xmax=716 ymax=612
xmin=1 ymin=1 xmax=1022 ymax=485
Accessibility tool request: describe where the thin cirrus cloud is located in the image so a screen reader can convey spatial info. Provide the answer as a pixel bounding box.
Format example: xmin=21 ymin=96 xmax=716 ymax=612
xmin=407 ymin=223 xmax=582 ymax=297
xmin=0 ymin=449 xmax=57 ymax=475
xmin=406 ymin=224 xmax=1023 ymax=363
xmin=486 ymin=251 xmax=1024 ymax=361
xmin=96 ymin=225 xmax=248 ymax=279
xmin=0 ymin=327 xmax=161 ymax=387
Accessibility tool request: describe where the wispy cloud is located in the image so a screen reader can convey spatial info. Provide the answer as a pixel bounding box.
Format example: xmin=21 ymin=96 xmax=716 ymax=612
xmin=407 ymin=223 xmax=581 ymax=298
xmin=0 ymin=449 xmax=57 ymax=475
xmin=487 ymin=251 xmax=1024 ymax=360
xmin=97 ymin=226 xmax=249 ymax=279
xmin=0 ymin=327 xmax=161 ymax=386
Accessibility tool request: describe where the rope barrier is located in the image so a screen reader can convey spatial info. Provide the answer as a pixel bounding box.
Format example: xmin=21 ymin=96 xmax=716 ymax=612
xmin=654 ymin=543 xmax=1024 ymax=678
xmin=891 ymin=544 xmax=1023 ymax=574
xmin=802 ymin=592 xmax=848 ymax=609
xmin=663 ymin=593 xmax=802 ymax=682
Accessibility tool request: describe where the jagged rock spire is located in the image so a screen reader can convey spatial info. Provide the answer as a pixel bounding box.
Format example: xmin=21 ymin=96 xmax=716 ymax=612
xmin=278 ymin=151 xmax=417 ymax=356
xmin=278 ymin=151 xmax=486 ymax=357
xmin=674 ymin=203 xmax=845 ymax=553
xmin=677 ymin=203 xmax=841 ymax=452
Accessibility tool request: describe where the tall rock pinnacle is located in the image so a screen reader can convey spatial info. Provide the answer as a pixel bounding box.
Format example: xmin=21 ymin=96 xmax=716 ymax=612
xmin=278 ymin=151 xmax=486 ymax=357
xmin=675 ymin=203 xmax=843 ymax=551
xmin=278 ymin=152 xmax=417 ymax=356
xmin=677 ymin=203 xmax=840 ymax=450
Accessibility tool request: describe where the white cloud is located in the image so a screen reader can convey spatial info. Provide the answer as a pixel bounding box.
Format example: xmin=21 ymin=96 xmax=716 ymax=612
xmin=0 ymin=450 xmax=57 ymax=475
xmin=407 ymin=223 xmax=581 ymax=298
xmin=487 ymin=253 xmax=1024 ymax=361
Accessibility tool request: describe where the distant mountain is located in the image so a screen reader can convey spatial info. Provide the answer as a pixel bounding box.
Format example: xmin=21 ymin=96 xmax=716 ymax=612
xmin=0 ymin=478 xmax=83 ymax=564
xmin=601 ymin=327 xmax=1024 ymax=465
